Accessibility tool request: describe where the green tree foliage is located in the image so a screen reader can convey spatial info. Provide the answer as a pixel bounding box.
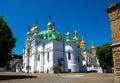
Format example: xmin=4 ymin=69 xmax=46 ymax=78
xmin=0 ymin=16 xmax=16 ymax=68
xmin=96 ymin=43 xmax=113 ymax=69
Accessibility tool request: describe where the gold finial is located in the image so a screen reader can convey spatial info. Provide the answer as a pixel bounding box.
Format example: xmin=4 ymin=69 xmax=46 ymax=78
xmin=27 ymin=32 xmax=31 ymax=37
xmin=31 ymin=25 xmax=38 ymax=32
xmin=73 ymin=30 xmax=78 ymax=40
xmin=73 ymin=30 xmax=80 ymax=44
xmin=31 ymin=20 xmax=39 ymax=32
xmin=47 ymin=22 xmax=53 ymax=28
xmin=80 ymin=36 xmax=86 ymax=46
xmin=66 ymin=26 xmax=70 ymax=38
xmin=34 ymin=19 xmax=38 ymax=31
xmin=34 ymin=25 xmax=38 ymax=31
xmin=66 ymin=32 xmax=70 ymax=38
xmin=47 ymin=16 xmax=53 ymax=30
xmin=31 ymin=27 xmax=34 ymax=32
xmin=91 ymin=41 xmax=95 ymax=50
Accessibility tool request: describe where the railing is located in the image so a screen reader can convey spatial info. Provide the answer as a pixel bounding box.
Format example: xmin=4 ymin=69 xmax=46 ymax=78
xmin=10 ymin=60 xmax=23 ymax=72
xmin=87 ymin=66 xmax=102 ymax=72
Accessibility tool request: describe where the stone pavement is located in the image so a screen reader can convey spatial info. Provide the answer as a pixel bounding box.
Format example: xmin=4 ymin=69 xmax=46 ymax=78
xmin=0 ymin=72 xmax=114 ymax=83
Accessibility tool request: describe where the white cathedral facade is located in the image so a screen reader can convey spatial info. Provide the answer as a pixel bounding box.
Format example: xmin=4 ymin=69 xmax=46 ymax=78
xmin=22 ymin=19 xmax=100 ymax=73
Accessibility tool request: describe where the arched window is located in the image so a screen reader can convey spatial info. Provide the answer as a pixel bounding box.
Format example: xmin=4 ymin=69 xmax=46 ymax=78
xmin=68 ymin=52 xmax=71 ymax=60
xmin=38 ymin=54 xmax=40 ymax=61
xmin=47 ymin=52 xmax=49 ymax=62
xmin=78 ymin=56 xmax=80 ymax=62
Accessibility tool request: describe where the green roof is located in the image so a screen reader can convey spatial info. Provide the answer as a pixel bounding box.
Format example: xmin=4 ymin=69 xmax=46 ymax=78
xmin=38 ymin=30 xmax=53 ymax=35
xmin=34 ymin=30 xmax=65 ymax=44
xmin=66 ymin=38 xmax=73 ymax=42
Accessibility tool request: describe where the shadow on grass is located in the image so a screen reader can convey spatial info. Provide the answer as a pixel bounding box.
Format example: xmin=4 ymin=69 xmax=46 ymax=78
xmin=0 ymin=75 xmax=37 ymax=81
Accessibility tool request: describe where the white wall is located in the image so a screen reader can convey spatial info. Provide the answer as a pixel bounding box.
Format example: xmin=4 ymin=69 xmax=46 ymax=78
xmin=53 ymin=41 xmax=64 ymax=72
xmin=65 ymin=42 xmax=79 ymax=72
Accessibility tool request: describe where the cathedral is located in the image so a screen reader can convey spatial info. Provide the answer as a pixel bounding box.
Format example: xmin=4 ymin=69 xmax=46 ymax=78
xmin=22 ymin=18 xmax=100 ymax=73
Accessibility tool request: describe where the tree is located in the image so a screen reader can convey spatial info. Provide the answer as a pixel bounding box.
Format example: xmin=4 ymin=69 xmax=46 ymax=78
xmin=0 ymin=16 xmax=16 ymax=68
xmin=96 ymin=43 xmax=113 ymax=69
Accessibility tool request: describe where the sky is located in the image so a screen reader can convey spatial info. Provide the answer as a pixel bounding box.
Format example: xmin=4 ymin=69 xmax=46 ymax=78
xmin=0 ymin=0 xmax=118 ymax=55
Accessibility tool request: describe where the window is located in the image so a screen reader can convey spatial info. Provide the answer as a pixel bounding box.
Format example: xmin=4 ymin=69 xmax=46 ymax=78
xmin=58 ymin=59 xmax=61 ymax=66
xmin=68 ymin=52 xmax=71 ymax=60
xmin=38 ymin=54 xmax=40 ymax=61
xmin=45 ymin=34 xmax=48 ymax=39
xmin=68 ymin=69 xmax=71 ymax=72
xmin=47 ymin=69 xmax=49 ymax=73
xmin=78 ymin=56 xmax=80 ymax=62
xmin=47 ymin=52 xmax=49 ymax=62
xmin=27 ymin=48 xmax=30 ymax=56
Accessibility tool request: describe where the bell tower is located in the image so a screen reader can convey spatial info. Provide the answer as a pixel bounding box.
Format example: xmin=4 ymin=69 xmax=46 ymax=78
xmin=106 ymin=2 xmax=120 ymax=82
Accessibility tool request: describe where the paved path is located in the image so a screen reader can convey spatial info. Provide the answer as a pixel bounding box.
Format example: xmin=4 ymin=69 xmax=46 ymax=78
xmin=0 ymin=72 xmax=114 ymax=83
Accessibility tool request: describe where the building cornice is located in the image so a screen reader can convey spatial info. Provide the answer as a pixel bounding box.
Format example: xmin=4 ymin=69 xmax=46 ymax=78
xmin=106 ymin=2 xmax=120 ymax=13
xmin=111 ymin=42 xmax=120 ymax=47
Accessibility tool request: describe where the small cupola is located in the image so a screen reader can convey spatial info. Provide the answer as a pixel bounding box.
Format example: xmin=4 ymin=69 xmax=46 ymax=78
xmin=91 ymin=41 xmax=96 ymax=50
xmin=73 ymin=30 xmax=80 ymax=44
xmin=47 ymin=16 xmax=53 ymax=30
xmin=80 ymin=36 xmax=86 ymax=46
xmin=27 ymin=32 xmax=31 ymax=37
xmin=66 ymin=32 xmax=70 ymax=38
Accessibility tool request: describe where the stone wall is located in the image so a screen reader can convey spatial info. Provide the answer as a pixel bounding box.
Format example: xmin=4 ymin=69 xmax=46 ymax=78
xmin=106 ymin=2 xmax=120 ymax=82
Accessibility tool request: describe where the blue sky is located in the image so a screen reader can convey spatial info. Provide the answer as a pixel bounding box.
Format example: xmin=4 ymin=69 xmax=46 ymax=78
xmin=0 ymin=0 xmax=117 ymax=54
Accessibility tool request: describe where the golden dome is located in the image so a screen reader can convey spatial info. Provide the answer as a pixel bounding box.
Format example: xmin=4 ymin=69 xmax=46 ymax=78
xmin=47 ymin=22 xmax=53 ymax=29
xmin=73 ymin=30 xmax=80 ymax=43
xmin=91 ymin=41 xmax=95 ymax=50
xmin=80 ymin=36 xmax=86 ymax=46
xmin=34 ymin=25 xmax=38 ymax=31
xmin=31 ymin=25 xmax=38 ymax=32
xmin=66 ymin=32 xmax=70 ymax=37
xmin=73 ymin=30 xmax=80 ymax=44
xmin=66 ymin=32 xmax=70 ymax=39
xmin=27 ymin=32 xmax=31 ymax=37
xmin=83 ymin=51 xmax=87 ymax=56
xmin=73 ymin=36 xmax=79 ymax=41
xmin=73 ymin=30 xmax=78 ymax=40
xmin=31 ymin=27 xmax=34 ymax=32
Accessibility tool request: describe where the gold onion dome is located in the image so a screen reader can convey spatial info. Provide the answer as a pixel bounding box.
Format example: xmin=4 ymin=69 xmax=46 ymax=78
xmin=83 ymin=51 xmax=87 ymax=56
xmin=73 ymin=36 xmax=79 ymax=41
xmin=91 ymin=41 xmax=95 ymax=50
xmin=73 ymin=30 xmax=80 ymax=44
xmin=34 ymin=25 xmax=38 ymax=31
xmin=73 ymin=30 xmax=78 ymax=40
xmin=31 ymin=27 xmax=34 ymax=32
xmin=31 ymin=25 xmax=38 ymax=32
xmin=80 ymin=36 xmax=86 ymax=46
xmin=27 ymin=32 xmax=31 ymax=37
xmin=66 ymin=32 xmax=70 ymax=37
xmin=47 ymin=22 xmax=53 ymax=29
